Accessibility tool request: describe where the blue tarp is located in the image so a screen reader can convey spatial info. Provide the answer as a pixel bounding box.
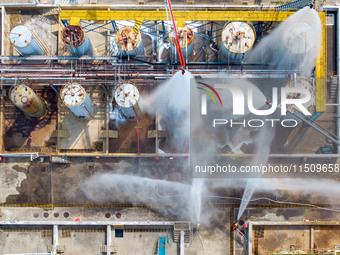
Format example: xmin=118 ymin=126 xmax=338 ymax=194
xmin=158 ymin=236 xmax=167 ymax=255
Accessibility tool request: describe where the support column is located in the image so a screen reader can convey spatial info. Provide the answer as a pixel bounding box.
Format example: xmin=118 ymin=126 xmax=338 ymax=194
xmin=248 ymin=223 xmax=253 ymax=255
xmin=53 ymin=224 xmax=59 ymax=255
xmin=180 ymin=230 xmax=184 ymax=255
xmin=107 ymin=225 xmax=112 ymax=255
xmin=310 ymin=225 xmax=315 ymax=250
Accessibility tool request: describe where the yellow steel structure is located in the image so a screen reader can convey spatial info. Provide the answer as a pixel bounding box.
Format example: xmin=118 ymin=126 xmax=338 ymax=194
xmin=60 ymin=10 xmax=297 ymax=22
xmin=60 ymin=9 xmax=327 ymax=111
xmin=315 ymin=12 xmax=327 ymax=112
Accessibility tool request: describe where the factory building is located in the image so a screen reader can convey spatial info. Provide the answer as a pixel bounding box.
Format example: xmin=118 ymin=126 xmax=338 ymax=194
xmin=0 ymin=0 xmax=339 ymax=255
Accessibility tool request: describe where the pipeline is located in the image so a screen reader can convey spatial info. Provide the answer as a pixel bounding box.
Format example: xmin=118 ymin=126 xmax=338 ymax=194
xmin=0 ymin=152 xmax=39 ymax=161
xmin=165 ymin=0 xmax=186 ymax=68
xmin=0 ymin=202 xmax=336 ymax=209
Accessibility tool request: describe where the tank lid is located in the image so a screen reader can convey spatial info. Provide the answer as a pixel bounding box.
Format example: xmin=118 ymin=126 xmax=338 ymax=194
xmin=114 ymin=83 xmax=140 ymax=108
xmin=115 ymin=26 xmax=142 ymax=52
xmin=170 ymin=26 xmax=194 ymax=49
xmin=62 ymin=25 xmax=86 ymax=48
xmin=222 ymin=22 xmax=256 ymax=54
xmin=9 ymin=26 xmax=33 ymax=48
xmin=61 ymin=83 xmax=86 ymax=107
xmin=9 ymin=84 xmax=34 ymax=107
xmin=21 ymin=96 xmax=28 ymax=103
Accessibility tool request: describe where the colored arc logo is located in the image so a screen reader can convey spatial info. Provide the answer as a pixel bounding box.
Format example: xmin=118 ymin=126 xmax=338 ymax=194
xmin=197 ymin=82 xmax=223 ymax=106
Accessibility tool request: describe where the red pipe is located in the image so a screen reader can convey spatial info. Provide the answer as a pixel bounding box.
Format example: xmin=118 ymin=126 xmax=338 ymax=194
xmin=167 ymin=0 xmax=186 ymax=68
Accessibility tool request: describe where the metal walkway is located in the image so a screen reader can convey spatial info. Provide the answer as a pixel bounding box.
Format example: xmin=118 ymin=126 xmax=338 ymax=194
xmin=276 ymin=0 xmax=312 ymax=11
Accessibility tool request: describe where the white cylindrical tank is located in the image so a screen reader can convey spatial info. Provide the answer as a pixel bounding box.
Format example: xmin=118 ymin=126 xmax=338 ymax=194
xmin=170 ymin=26 xmax=194 ymax=62
xmin=61 ymin=82 xmax=95 ymax=119
xmin=283 ymin=23 xmax=314 ymax=54
xmin=9 ymin=26 xmax=45 ymax=56
xmin=114 ymin=26 xmax=144 ymax=56
xmin=62 ymin=25 xmax=93 ymax=57
xmin=114 ymin=82 xmax=141 ymax=120
xmin=285 ymin=78 xmax=315 ymax=121
xmin=220 ymin=22 xmax=256 ymax=62
xmin=9 ymin=83 xmax=47 ymax=120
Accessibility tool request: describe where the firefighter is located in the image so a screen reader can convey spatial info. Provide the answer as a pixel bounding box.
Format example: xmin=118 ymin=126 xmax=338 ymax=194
xmin=232 ymin=222 xmax=239 ymax=231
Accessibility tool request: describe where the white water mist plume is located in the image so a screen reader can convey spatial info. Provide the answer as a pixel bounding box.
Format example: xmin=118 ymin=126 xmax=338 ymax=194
xmin=237 ymin=125 xmax=276 ymax=220
xmin=140 ymin=70 xmax=193 ymax=149
xmin=247 ymin=6 xmax=322 ymax=76
xmin=78 ymin=171 xmax=208 ymax=221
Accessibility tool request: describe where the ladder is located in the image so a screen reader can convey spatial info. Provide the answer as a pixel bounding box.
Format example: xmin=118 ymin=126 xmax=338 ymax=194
xmin=276 ymin=0 xmax=313 ymax=11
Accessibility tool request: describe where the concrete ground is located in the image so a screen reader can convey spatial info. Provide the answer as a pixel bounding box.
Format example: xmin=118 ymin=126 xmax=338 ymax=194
xmin=0 ymin=163 xmax=28 ymax=203
xmin=0 ymin=229 xmax=52 ymax=254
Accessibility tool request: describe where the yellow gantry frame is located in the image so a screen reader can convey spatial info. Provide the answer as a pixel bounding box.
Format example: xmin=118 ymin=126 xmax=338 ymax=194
xmin=60 ymin=9 xmax=327 ymax=111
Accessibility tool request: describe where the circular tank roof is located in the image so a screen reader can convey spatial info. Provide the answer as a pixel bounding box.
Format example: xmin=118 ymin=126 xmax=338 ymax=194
xmin=222 ymin=22 xmax=256 ymax=54
xmin=115 ymin=26 xmax=142 ymax=52
xmin=9 ymin=26 xmax=33 ymax=48
xmin=283 ymin=22 xmax=314 ymax=54
xmin=61 ymin=82 xmax=86 ymax=107
xmin=170 ymin=26 xmax=194 ymax=49
xmin=62 ymin=25 xmax=86 ymax=48
xmin=114 ymin=83 xmax=140 ymax=108
xmin=9 ymin=83 xmax=34 ymax=107
xmin=285 ymin=78 xmax=315 ymax=113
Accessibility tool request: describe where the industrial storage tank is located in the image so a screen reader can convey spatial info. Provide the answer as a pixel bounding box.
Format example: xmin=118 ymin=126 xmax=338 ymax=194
xmin=220 ymin=22 xmax=256 ymax=62
xmin=114 ymin=26 xmax=144 ymax=56
xmin=9 ymin=83 xmax=48 ymax=121
xmin=170 ymin=26 xmax=194 ymax=62
xmin=114 ymin=82 xmax=142 ymax=120
xmin=62 ymin=25 xmax=93 ymax=57
xmin=285 ymin=78 xmax=315 ymax=122
xmin=61 ymin=82 xmax=95 ymax=119
xmin=9 ymin=26 xmax=45 ymax=56
xmin=282 ymin=22 xmax=314 ymax=54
